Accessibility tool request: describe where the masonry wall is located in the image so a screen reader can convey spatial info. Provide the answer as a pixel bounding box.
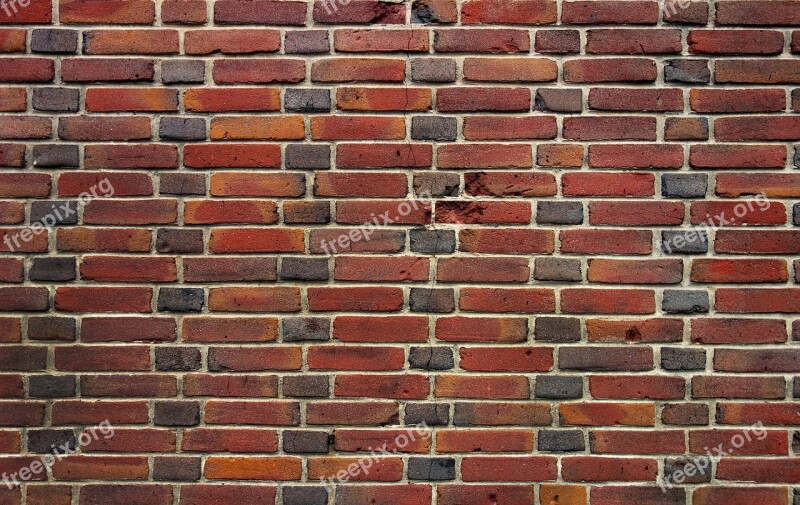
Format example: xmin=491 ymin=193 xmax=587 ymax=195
xmin=1 ymin=0 xmax=800 ymax=504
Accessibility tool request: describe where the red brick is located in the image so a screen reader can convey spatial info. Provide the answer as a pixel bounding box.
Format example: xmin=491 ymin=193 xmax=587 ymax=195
xmin=716 ymin=173 xmax=800 ymax=197
xmin=162 ymin=0 xmax=207 ymax=24
xmin=589 ymin=88 xmax=684 ymax=112
xmin=437 ymin=87 xmax=531 ymax=112
xmin=59 ymin=116 xmax=150 ymax=141
xmin=210 ymin=115 xmax=305 ymax=140
xmin=563 ymin=116 xmax=656 ymax=141
xmin=60 ymin=0 xmax=155 ymax=24
xmin=715 ymin=116 xmax=800 ymax=142
xmin=715 ymin=288 xmax=800 ymax=313
xmin=338 ymin=485 xmax=431 ymax=505
xmin=334 ymin=256 xmax=428 ymax=281
xmin=313 ymin=0 xmax=406 ymax=24
xmin=183 ymin=317 xmax=278 ymax=343
xmin=335 ymin=374 xmax=429 ymax=399
xmin=463 ymin=116 xmax=557 ymax=140
xmin=436 ymin=429 xmax=533 ymax=452
xmin=316 ymin=172 xmax=407 ymax=198
xmin=438 ymin=257 xmax=530 ymax=283
xmin=185 ymin=29 xmax=281 ymax=54
xmin=51 ymin=400 xmax=148 ymax=425
xmin=459 ymin=346 xmax=553 ymax=372
xmin=587 ymin=29 xmax=682 ymax=54
xmin=208 ymin=287 xmax=301 ymax=313
xmin=0 ymin=58 xmax=53 ymax=82
xmin=308 ymin=456 xmax=402 ymax=481
xmin=459 ymin=287 xmax=555 ymax=313
xmin=691 ymin=259 xmax=788 ymax=283
xmin=184 ymin=88 xmax=281 ymax=112
xmin=334 ymin=29 xmax=429 ymax=52
xmin=215 ymin=0 xmax=306 ymax=24
xmin=210 ymin=173 xmax=305 ymax=197
xmin=564 ymin=58 xmax=657 ymax=82
xmin=337 ymin=144 xmax=433 ymax=168
xmin=590 ymin=430 xmax=686 ymax=454
xmin=560 ymin=230 xmax=652 ymax=255
xmin=562 ymin=1 xmax=659 ymax=24
xmin=82 ymin=376 xmax=178 ymax=398
xmin=308 ymin=287 xmax=403 ymax=312
xmin=589 ymin=201 xmax=684 ymax=226
xmin=434 ymin=29 xmax=530 ymax=53
xmin=689 ymin=29 xmax=784 ymax=54
xmin=690 ymin=145 xmax=786 ymax=169
xmin=0 ymin=29 xmax=25 ymax=52
xmin=0 ymin=88 xmax=25 ymax=112
xmin=55 ymin=346 xmax=150 ymax=371
xmin=306 ymin=401 xmax=399 ymax=425
xmin=691 ymin=88 xmax=786 ymax=113
xmin=693 ymin=487 xmax=789 ymax=505
xmin=436 ymin=316 xmax=528 ymax=343
xmin=562 ymin=172 xmax=655 ymax=197
xmin=86 ymin=88 xmax=178 ymax=112
xmin=84 ymin=145 xmax=178 ymax=169
xmin=562 ymin=289 xmax=655 ymax=314
xmin=182 ymin=428 xmax=279 ymax=452
xmin=461 ymin=0 xmax=556 ymax=25
xmin=587 ymin=259 xmax=683 ymax=284
xmin=84 ymin=29 xmax=179 ymax=54
xmin=184 ymin=200 xmax=278 ymax=224
xmin=81 ymin=317 xmax=176 ymax=343
xmin=179 ymin=485 xmax=277 ymax=505
xmin=590 ymin=375 xmax=685 ymax=400
xmin=57 ymin=228 xmax=151 ymax=253
xmin=463 ymin=57 xmax=557 ymax=82
xmin=213 ymin=59 xmax=305 ymax=83
xmin=461 ymin=456 xmax=557 ymax=481
xmin=62 ymin=58 xmax=154 ymax=82
xmin=689 ymin=429 xmax=788 ymax=455
xmin=0 ymin=0 xmax=51 ymax=23
xmin=311 ymin=58 xmax=405 ymax=82
xmin=336 ymin=87 xmax=432 ymax=111
xmin=311 ymin=116 xmax=405 ymax=140
xmin=692 ymin=318 xmax=787 ymax=344
xmin=80 ymin=256 xmax=177 ymax=283
xmin=716 ymin=0 xmax=800 ymax=25
xmin=334 ymin=428 xmax=431 ymax=453
xmin=716 ymin=59 xmax=800 ymax=84
xmin=308 ymin=346 xmax=405 ymax=370
xmin=204 ymin=401 xmax=299 ymax=425
xmin=184 ymin=144 xmax=281 ymax=168
xmin=334 ymin=316 xmax=428 ymax=343
xmin=439 ymin=144 xmax=533 ymax=168
xmin=336 ymin=200 xmax=430 ymax=225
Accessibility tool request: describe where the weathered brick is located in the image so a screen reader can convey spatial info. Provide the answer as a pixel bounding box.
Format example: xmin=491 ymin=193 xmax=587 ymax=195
xmin=538 ymin=430 xmax=585 ymax=452
xmin=408 ymin=458 xmax=456 ymax=481
xmin=409 ymin=347 xmax=454 ymax=371
xmin=30 ymin=29 xmax=78 ymax=53
xmin=283 ymin=317 xmax=331 ymax=342
xmin=411 ymin=116 xmax=458 ymax=141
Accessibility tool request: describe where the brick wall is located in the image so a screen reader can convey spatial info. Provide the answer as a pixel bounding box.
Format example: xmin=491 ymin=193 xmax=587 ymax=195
xmin=1 ymin=0 xmax=800 ymax=504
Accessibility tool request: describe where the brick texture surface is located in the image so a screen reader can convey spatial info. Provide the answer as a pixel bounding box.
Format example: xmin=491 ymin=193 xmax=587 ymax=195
xmin=1 ymin=0 xmax=800 ymax=503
